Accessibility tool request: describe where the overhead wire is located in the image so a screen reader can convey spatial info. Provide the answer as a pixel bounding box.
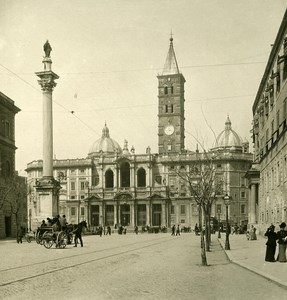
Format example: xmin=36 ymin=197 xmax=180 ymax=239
xmin=0 ymin=56 xmax=264 ymax=137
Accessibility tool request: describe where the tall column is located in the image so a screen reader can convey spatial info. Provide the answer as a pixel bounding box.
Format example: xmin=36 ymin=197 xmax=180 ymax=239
xmin=34 ymin=41 xmax=60 ymax=228
xmin=250 ymin=184 xmax=257 ymax=224
xmin=99 ymin=204 xmax=103 ymax=226
xmin=113 ymin=205 xmax=117 ymax=226
xmin=161 ymin=202 xmax=166 ymax=226
xmin=146 ymin=203 xmax=150 ymax=226
xmin=130 ymin=203 xmax=134 ymax=226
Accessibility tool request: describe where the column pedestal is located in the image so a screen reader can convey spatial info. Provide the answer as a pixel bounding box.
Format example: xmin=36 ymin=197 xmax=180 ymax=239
xmin=33 ymin=177 xmax=60 ymax=229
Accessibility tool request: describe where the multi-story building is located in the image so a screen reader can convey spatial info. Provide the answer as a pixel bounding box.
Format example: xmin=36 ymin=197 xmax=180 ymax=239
xmin=251 ymin=9 xmax=287 ymax=232
xmin=27 ymin=37 xmax=253 ymax=230
xmin=0 ymin=91 xmax=27 ymax=239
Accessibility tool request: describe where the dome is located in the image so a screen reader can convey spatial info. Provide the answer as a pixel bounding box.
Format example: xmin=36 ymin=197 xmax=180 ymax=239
xmin=213 ymin=116 xmax=242 ymax=151
xmin=88 ymin=124 xmax=122 ymax=157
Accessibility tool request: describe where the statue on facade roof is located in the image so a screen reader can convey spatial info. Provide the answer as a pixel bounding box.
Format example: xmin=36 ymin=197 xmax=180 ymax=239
xmin=43 ymin=40 xmax=52 ymax=58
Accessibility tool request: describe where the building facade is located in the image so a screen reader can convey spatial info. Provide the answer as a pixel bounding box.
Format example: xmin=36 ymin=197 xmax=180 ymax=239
xmin=26 ymin=38 xmax=253 ymax=231
xmin=0 ymin=92 xmax=27 ymax=239
xmin=251 ymin=9 xmax=287 ymax=232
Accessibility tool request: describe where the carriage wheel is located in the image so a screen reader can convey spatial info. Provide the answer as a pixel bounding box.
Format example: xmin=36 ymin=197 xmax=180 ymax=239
xmin=43 ymin=238 xmax=53 ymax=249
xmin=36 ymin=231 xmax=41 ymax=244
xmin=40 ymin=231 xmax=48 ymax=245
xmin=67 ymin=232 xmax=73 ymax=244
xmin=26 ymin=236 xmax=32 ymax=243
xmin=56 ymin=231 xmax=67 ymax=249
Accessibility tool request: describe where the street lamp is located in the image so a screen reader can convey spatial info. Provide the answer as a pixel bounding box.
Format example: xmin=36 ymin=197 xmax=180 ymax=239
xmin=85 ymin=180 xmax=90 ymax=230
xmin=223 ymin=194 xmax=231 ymax=250
xmin=217 ymin=210 xmax=221 ymax=239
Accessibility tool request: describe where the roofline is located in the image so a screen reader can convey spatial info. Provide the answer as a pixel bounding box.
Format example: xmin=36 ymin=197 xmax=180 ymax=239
xmin=252 ymin=9 xmax=287 ymax=113
xmin=0 ymin=91 xmax=21 ymax=113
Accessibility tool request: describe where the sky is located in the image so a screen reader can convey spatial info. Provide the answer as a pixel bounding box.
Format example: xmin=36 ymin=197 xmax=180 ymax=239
xmin=1 ymin=0 xmax=287 ymax=175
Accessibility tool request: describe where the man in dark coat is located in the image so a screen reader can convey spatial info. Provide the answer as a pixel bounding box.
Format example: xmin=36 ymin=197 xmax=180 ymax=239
xmin=74 ymin=224 xmax=84 ymax=247
xmin=171 ymin=224 xmax=176 ymax=236
xmin=264 ymin=224 xmax=277 ymax=262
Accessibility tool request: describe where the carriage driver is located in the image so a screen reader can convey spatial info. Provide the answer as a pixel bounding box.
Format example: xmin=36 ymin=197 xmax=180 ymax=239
xmin=59 ymin=215 xmax=68 ymax=231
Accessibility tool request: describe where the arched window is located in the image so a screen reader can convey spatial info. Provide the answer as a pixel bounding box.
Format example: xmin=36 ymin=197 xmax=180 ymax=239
xmin=170 ymin=104 xmax=173 ymax=113
xmin=171 ymin=85 xmax=174 ymax=94
xmin=105 ymin=169 xmax=114 ymax=188
xmin=120 ymin=162 xmax=130 ymax=187
xmin=164 ymin=86 xmax=168 ymax=94
xmin=165 ymin=105 xmax=168 ymax=113
xmin=137 ymin=168 xmax=146 ymax=187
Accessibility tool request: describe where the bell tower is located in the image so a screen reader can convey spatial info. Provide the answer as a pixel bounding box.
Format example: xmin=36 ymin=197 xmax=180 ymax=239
xmin=157 ymin=36 xmax=185 ymax=154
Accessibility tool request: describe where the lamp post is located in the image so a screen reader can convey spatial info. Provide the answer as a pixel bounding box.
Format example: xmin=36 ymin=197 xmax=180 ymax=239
xmin=85 ymin=180 xmax=90 ymax=230
xmin=223 ymin=194 xmax=231 ymax=250
xmin=217 ymin=210 xmax=221 ymax=238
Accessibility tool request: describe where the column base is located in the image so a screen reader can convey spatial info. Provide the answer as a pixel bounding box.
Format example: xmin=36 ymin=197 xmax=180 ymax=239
xmin=34 ymin=177 xmax=60 ymax=228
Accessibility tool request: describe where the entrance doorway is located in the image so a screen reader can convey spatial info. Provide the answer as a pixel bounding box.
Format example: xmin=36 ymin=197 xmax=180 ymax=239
xmin=91 ymin=205 xmax=99 ymax=226
xmin=105 ymin=205 xmax=114 ymax=226
xmin=5 ymin=216 xmax=11 ymax=237
xmin=120 ymin=204 xmax=130 ymax=226
xmin=137 ymin=204 xmax=146 ymax=226
xmin=152 ymin=204 xmax=161 ymax=226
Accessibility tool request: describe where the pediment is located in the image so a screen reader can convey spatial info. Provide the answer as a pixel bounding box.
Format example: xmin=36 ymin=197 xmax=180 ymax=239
xmin=88 ymin=194 xmax=101 ymax=200
xmin=148 ymin=193 xmax=164 ymax=199
xmin=114 ymin=192 xmax=133 ymax=201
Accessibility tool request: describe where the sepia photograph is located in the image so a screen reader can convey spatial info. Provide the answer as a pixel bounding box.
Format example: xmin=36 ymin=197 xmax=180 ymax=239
xmin=1 ymin=1 xmax=287 ymax=299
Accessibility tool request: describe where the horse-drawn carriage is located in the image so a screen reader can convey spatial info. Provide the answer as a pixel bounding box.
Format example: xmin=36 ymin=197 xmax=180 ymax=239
xmin=36 ymin=220 xmax=87 ymax=249
xmin=35 ymin=226 xmax=68 ymax=249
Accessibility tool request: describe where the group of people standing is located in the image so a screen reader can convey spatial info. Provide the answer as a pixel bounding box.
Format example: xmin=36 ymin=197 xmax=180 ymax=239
xmin=265 ymin=222 xmax=287 ymax=262
xmin=171 ymin=224 xmax=181 ymax=236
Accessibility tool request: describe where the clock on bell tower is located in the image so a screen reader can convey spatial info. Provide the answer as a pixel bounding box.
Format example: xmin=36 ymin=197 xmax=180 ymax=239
xmin=157 ymin=37 xmax=185 ymax=154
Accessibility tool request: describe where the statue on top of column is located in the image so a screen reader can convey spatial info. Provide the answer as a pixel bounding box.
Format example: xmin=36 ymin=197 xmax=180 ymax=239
xmin=43 ymin=40 xmax=52 ymax=58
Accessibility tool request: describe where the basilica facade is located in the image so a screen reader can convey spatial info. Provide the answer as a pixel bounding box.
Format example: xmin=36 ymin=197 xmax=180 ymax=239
xmin=26 ymin=38 xmax=253 ymax=230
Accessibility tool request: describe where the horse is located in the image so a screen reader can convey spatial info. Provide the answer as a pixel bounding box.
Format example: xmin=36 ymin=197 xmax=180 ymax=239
xmin=66 ymin=221 xmax=88 ymax=245
xmin=72 ymin=220 xmax=88 ymax=247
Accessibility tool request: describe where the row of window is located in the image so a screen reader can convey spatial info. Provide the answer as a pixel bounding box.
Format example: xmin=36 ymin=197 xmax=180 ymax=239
xmin=70 ymin=206 xmax=85 ymax=216
xmin=262 ymin=158 xmax=287 ymax=192
xmin=70 ymin=181 xmax=86 ymax=191
xmin=164 ymin=86 xmax=174 ymax=95
xmin=63 ymin=204 xmax=248 ymax=219
xmin=171 ymin=204 xmax=186 ymax=215
xmin=216 ymin=204 xmax=246 ymax=214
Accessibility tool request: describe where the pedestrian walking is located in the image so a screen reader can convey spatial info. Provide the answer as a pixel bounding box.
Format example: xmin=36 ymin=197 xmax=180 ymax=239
xmin=264 ymin=224 xmax=277 ymax=262
xmin=176 ymin=224 xmax=181 ymax=236
xmin=171 ymin=224 xmax=176 ymax=236
xmin=106 ymin=224 xmax=111 ymax=235
xmin=276 ymin=222 xmax=287 ymax=262
xmin=17 ymin=226 xmax=25 ymax=244
xmin=134 ymin=225 xmax=138 ymax=234
xmin=194 ymin=224 xmax=199 ymax=235
xmin=98 ymin=225 xmax=103 ymax=237
xmin=249 ymin=225 xmax=257 ymax=240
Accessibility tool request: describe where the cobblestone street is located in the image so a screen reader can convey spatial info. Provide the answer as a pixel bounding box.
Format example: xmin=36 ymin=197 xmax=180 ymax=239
xmin=1 ymin=233 xmax=286 ymax=300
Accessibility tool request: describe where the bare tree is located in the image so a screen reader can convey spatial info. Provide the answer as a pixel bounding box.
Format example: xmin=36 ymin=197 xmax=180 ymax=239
xmin=0 ymin=176 xmax=28 ymax=239
xmin=0 ymin=177 xmax=15 ymax=209
xmin=176 ymin=150 xmax=224 ymax=266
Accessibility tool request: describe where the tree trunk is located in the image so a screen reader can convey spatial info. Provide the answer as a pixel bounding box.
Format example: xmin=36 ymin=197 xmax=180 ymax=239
xmin=199 ymin=204 xmax=208 ymax=266
xmin=203 ymin=204 xmax=210 ymax=252
xmin=201 ymin=230 xmax=208 ymax=266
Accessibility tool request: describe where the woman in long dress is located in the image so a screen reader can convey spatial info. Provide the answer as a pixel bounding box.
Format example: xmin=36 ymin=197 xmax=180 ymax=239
xmin=276 ymin=222 xmax=287 ymax=262
xmin=250 ymin=225 xmax=257 ymax=240
xmin=264 ymin=225 xmax=277 ymax=262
